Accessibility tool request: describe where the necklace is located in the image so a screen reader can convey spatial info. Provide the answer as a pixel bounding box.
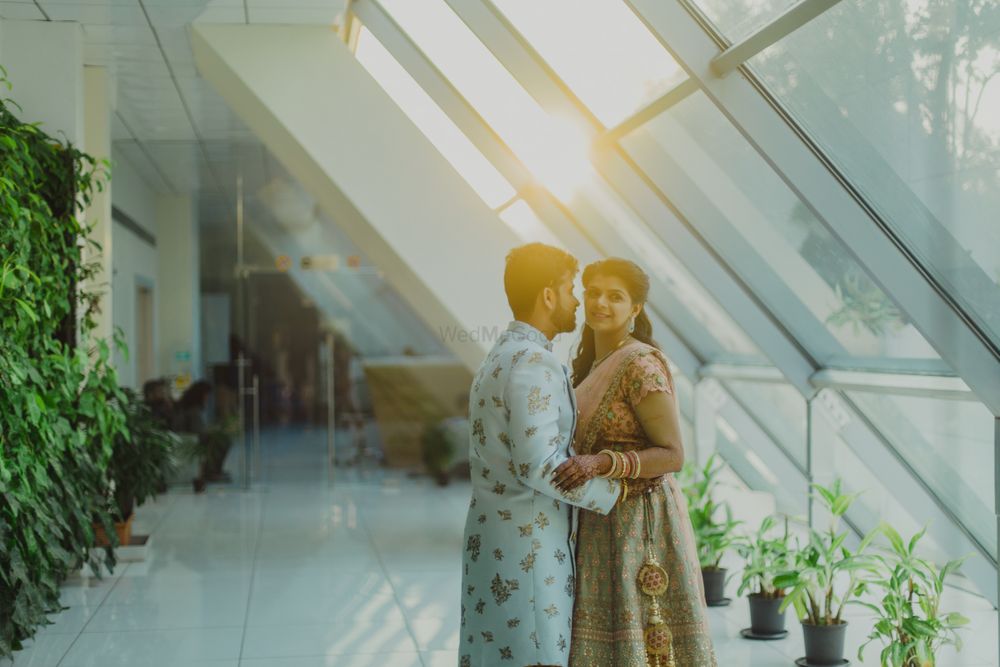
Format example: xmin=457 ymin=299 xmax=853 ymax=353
xmin=591 ymin=335 xmax=631 ymax=369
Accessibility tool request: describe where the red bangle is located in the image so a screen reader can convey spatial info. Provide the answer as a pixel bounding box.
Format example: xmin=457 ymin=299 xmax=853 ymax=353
xmin=628 ymin=450 xmax=641 ymax=479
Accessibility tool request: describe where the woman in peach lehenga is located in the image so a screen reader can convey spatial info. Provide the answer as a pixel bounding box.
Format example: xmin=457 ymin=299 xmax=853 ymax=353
xmin=553 ymin=258 xmax=717 ymax=667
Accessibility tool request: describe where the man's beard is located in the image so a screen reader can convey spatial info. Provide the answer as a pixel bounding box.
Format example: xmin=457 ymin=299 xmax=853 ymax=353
xmin=552 ymin=299 xmax=577 ymax=334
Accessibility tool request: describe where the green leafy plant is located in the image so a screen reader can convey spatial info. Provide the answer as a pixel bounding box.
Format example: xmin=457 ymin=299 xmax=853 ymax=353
xmin=0 ymin=70 xmax=126 ymax=657
xmin=775 ymin=479 xmax=878 ymax=626
xmin=855 ymin=524 xmax=969 ymax=666
xmin=736 ymin=514 xmax=791 ymax=599
xmin=826 ymin=270 xmax=904 ymax=336
xmin=108 ymin=390 xmax=179 ymax=522
xmin=682 ymin=454 xmax=740 ymax=570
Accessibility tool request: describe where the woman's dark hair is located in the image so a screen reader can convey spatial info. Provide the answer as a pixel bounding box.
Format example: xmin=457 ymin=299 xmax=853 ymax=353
xmin=571 ymin=258 xmax=658 ymax=387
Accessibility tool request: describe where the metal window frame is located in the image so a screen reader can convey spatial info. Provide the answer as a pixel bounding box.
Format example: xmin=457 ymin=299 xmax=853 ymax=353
xmin=811 ymin=369 xmax=975 ymax=401
xmin=836 ymin=395 xmax=998 ymax=602
xmin=358 ymin=0 xmax=1000 ymax=604
xmin=624 ymin=0 xmax=1000 ymax=417
xmin=354 ymin=0 xmax=717 ymax=376
xmin=443 ymin=0 xmax=821 ymax=397
xmin=709 ymin=0 xmax=844 ymax=76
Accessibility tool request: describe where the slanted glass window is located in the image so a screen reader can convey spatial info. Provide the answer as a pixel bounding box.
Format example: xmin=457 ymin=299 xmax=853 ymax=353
xmin=498 ymin=199 xmax=561 ymax=246
xmin=711 ymin=384 xmax=807 ymax=517
xmin=379 ymin=0 xmax=595 ymax=203
xmin=622 ymin=91 xmax=942 ymax=362
xmin=723 ymin=380 xmax=806 ymax=468
xmin=490 ymin=0 xmax=687 ymax=127
xmin=355 ymin=26 xmax=515 ymax=208
xmin=573 ymin=178 xmax=762 ymax=357
xmin=843 ymin=391 xmax=995 ymax=553
xmin=746 ymin=0 xmax=1000 ymax=349
xmin=809 ymin=391 xmax=957 ymax=564
xmin=378 ymin=0 xmax=762 ymax=360
xmin=689 ymin=0 xmax=799 ymax=39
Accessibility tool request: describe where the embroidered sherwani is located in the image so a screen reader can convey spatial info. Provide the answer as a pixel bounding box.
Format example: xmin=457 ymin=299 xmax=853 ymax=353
xmin=460 ymin=322 xmax=621 ymax=667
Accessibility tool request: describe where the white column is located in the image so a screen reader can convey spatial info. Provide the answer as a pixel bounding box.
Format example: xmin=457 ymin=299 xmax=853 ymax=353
xmin=156 ymin=195 xmax=201 ymax=391
xmin=83 ymin=66 xmax=114 ymax=343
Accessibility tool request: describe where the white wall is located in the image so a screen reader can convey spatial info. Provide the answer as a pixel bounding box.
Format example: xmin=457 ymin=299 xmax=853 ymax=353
xmin=112 ymin=221 xmax=158 ymax=388
xmin=111 ymin=147 xmax=160 ymax=388
xmin=112 ymin=150 xmax=158 ymax=235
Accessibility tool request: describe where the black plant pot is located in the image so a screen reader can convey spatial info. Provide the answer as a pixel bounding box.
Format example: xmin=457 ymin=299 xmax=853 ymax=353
xmin=748 ymin=594 xmax=786 ymax=635
xmin=701 ymin=567 xmax=727 ymax=604
xmin=801 ymin=621 xmax=847 ymax=664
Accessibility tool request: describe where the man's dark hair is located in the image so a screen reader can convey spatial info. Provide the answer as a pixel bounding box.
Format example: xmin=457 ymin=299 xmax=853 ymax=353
xmin=503 ymin=243 xmax=578 ymax=320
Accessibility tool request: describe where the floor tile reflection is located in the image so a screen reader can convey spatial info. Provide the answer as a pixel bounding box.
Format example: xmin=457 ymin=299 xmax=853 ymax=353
xmin=3 ymin=427 xmax=996 ymax=667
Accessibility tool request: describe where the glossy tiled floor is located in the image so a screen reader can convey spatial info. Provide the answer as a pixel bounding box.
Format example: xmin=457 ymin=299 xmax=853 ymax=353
xmin=4 ymin=428 xmax=998 ymax=666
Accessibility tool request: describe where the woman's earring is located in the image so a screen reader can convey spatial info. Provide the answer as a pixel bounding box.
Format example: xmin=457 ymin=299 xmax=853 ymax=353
xmin=628 ymin=317 xmax=636 ymax=334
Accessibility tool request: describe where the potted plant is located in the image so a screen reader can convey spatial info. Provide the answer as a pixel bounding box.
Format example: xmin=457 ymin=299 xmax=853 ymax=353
xmin=736 ymin=514 xmax=791 ymax=638
xmin=855 ymin=523 xmax=969 ymax=666
xmin=683 ymin=454 xmax=741 ymax=605
xmin=775 ymin=479 xmax=878 ymax=666
xmin=98 ymin=390 xmax=177 ymax=550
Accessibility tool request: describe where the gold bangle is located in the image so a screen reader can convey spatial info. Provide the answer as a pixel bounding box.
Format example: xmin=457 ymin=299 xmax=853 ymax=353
xmin=598 ymin=449 xmax=618 ymax=478
xmin=615 ymin=452 xmax=628 ymax=479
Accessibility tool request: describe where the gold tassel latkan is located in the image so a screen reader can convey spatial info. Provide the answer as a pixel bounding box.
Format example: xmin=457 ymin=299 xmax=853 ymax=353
xmin=637 ymin=558 xmax=675 ymax=667
xmin=643 ymin=596 xmax=676 ymax=667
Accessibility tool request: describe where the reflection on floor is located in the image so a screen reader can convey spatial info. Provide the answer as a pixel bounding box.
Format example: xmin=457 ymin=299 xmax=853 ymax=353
xmin=3 ymin=428 xmax=997 ymax=667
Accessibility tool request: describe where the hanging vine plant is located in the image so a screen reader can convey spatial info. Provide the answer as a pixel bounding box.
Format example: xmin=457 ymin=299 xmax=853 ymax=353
xmin=0 ymin=70 xmax=127 ymax=657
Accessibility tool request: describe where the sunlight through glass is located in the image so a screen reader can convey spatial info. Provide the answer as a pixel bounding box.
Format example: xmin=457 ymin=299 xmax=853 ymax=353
xmin=354 ymin=26 xmax=515 ymax=208
xmin=492 ymin=0 xmax=687 ymax=127
xmin=379 ymin=0 xmax=596 ymax=203
xmin=498 ymin=199 xmax=562 ymax=246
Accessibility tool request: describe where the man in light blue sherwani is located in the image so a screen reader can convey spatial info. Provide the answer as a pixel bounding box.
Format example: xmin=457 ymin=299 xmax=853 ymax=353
xmin=459 ymin=244 xmax=622 ymax=667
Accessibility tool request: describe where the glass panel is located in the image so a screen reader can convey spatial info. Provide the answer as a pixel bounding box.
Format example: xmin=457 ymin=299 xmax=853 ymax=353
xmin=498 ymin=199 xmax=561 ymax=245
xmin=622 ymin=92 xmax=941 ymax=360
xmin=689 ymin=0 xmax=800 ymax=39
xmin=724 ymin=380 xmax=806 ymax=468
xmin=490 ymin=0 xmax=687 ymax=127
xmin=354 ymin=26 xmax=515 ymax=208
xmin=844 ymin=391 xmax=995 ymax=552
xmin=748 ymin=1 xmax=1000 ymax=347
xmin=810 ymin=392 xmax=956 ymax=565
xmin=674 ymin=372 xmax=695 ymax=454
xmin=379 ymin=0 xmax=595 ymax=202
xmin=573 ymin=178 xmax=762 ymax=356
xmin=713 ymin=385 xmax=807 ymax=518
xmin=379 ymin=0 xmax=761 ymax=358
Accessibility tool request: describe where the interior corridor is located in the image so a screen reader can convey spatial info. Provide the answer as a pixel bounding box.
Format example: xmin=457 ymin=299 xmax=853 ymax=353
xmin=3 ymin=431 xmax=996 ymax=667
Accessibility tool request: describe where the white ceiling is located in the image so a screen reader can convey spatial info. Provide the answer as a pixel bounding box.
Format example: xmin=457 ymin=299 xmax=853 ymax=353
xmin=0 ymin=0 xmax=347 ymax=200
